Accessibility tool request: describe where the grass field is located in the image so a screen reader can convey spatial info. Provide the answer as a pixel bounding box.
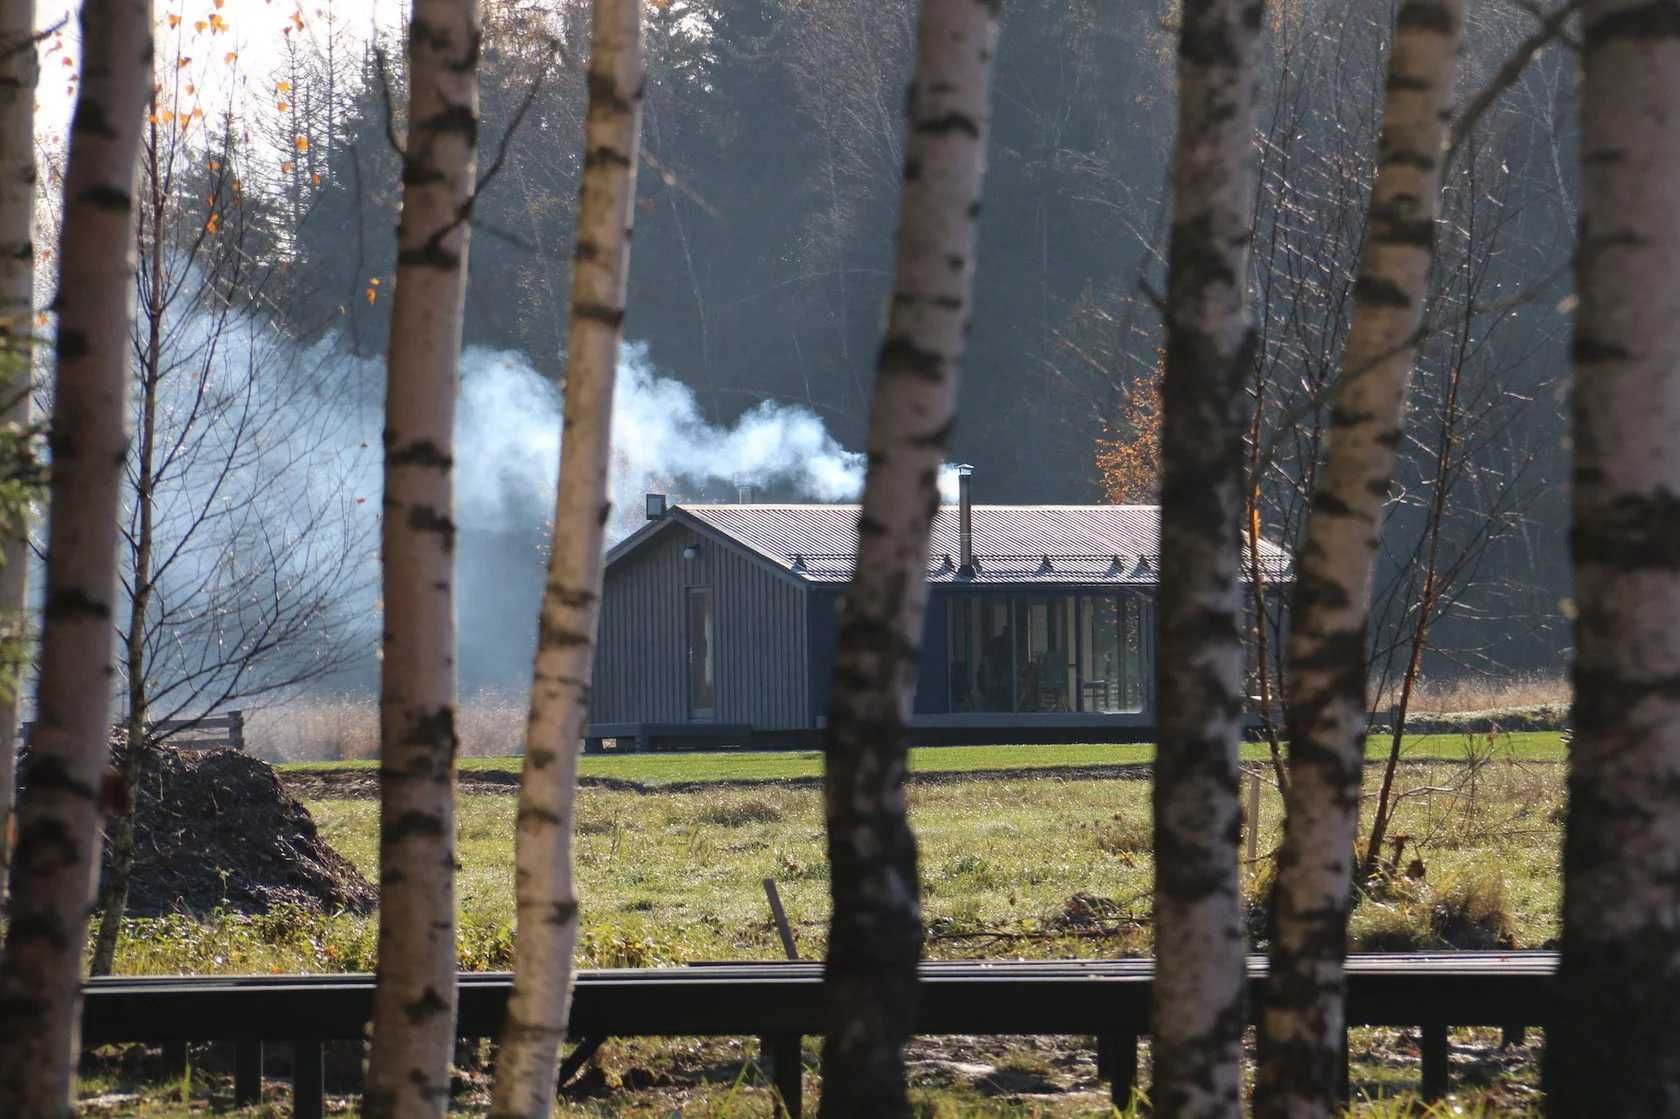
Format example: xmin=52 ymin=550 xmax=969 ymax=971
xmin=95 ymin=742 xmax=1561 ymax=1116
xmin=121 ymin=735 xmax=1565 ymax=974
xmin=90 ymin=730 xmax=1565 ymax=1115
xmin=275 ymin=731 xmax=1567 ymax=785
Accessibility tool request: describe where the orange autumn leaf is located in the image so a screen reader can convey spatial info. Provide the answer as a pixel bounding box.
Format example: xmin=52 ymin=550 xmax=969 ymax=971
xmin=291 ymin=11 xmax=304 ymax=30
xmin=275 ymin=80 xmax=291 ymax=93
xmin=167 ymin=13 xmax=181 ymax=27
xmin=309 ymin=171 xmax=321 ymax=186
xmin=224 ymin=51 xmax=237 ymax=63
xmin=365 ymin=287 xmax=376 ymax=305
xmin=208 ymin=13 xmax=227 ymax=31
xmin=208 ymin=159 xmax=220 ymax=171
xmin=177 ymin=56 xmax=192 ymax=68
xmin=205 ymin=212 xmax=220 ymax=234
xmin=280 ymin=161 xmax=294 ymax=173
xmin=193 ymin=19 xmax=206 ymax=31
xmin=277 ymin=100 xmax=289 ymax=112
xmin=293 ymin=135 xmax=309 ymax=152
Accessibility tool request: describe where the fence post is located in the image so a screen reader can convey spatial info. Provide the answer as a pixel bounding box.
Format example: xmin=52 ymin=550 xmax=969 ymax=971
xmin=1246 ymin=769 xmax=1262 ymax=862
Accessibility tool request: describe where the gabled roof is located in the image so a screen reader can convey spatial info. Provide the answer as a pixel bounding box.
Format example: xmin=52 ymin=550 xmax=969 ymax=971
xmin=612 ymin=503 xmax=1291 ymax=586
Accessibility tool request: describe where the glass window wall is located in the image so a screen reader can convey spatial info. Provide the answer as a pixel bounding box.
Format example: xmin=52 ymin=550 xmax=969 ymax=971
xmin=946 ymin=592 xmax=1147 ymax=715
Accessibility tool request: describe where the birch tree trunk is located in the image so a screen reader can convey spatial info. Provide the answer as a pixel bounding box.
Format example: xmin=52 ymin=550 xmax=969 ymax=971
xmin=0 ymin=0 xmax=34 ymax=910
xmin=363 ymin=1 xmax=479 ymax=1115
xmin=489 ymin=0 xmax=642 ymax=1114
xmin=1545 ymin=1 xmax=1680 ymax=1112
xmin=88 ymin=124 xmax=163 ymax=978
xmin=1252 ymin=4 xmax=1464 ymax=1116
xmin=819 ymin=3 xmax=998 ymax=1115
xmin=1149 ymin=0 xmax=1263 ymax=1114
xmin=0 ymin=0 xmax=149 ymax=1112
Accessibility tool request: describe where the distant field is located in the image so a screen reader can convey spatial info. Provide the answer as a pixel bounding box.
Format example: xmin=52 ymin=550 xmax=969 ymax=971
xmin=276 ymin=731 xmax=1567 ymax=784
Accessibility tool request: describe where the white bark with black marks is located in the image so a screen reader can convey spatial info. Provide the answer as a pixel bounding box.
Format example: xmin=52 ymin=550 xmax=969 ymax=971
xmin=1253 ymin=4 xmax=1464 ymax=1116
xmin=1546 ymin=1 xmax=1680 ymax=1113
xmin=89 ymin=121 xmax=166 ymax=979
xmin=0 ymin=0 xmax=34 ymax=908
xmin=819 ymin=2 xmax=998 ymax=1115
xmin=364 ymin=1 xmax=479 ymax=1115
xmin=489 ymin=0 xmax=642 ymax=1114
xmin=0 ymin=0 xmax=149 ymax=1113
xmin=1150 ymin=0 xmax=1263 ymax=1115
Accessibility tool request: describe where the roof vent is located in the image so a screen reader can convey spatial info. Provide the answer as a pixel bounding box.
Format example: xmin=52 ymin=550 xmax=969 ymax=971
xmin=939 ymin=554 xmax=955 ymax=573
xmin=1106 ymin=554 xmax=1126 ymax=578
xmin=1133 ymin=555 xmax=1153 ymax=577
xmin=790 ymin=554 xmax=806 ymax=572
xmin=1036 ymin=554 xmax=1053 ymax=575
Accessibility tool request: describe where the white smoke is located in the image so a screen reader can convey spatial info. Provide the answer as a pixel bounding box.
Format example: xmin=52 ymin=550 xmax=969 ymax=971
xmin=98 ymin=312 xmax=956 ymax=694
xmin=455 ymin=341 xmax=962 ymax=543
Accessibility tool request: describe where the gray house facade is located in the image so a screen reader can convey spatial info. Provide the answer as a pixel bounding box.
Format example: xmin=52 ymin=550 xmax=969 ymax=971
xmin=586 ymin=495 xmax=1290 ymax=750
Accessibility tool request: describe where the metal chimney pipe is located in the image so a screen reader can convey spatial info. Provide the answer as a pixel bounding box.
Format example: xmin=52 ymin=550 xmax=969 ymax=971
xmin=956 ymin=464 xmax=974 ymax=572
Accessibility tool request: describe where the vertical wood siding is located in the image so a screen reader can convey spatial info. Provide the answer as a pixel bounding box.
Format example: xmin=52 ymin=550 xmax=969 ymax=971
xmin=592 ymin=524 xmax=811 ymax=730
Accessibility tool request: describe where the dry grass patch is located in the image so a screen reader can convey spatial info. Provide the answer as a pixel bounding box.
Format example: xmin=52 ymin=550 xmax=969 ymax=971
xmin=246 ymin=691 xmax=526 ymax=761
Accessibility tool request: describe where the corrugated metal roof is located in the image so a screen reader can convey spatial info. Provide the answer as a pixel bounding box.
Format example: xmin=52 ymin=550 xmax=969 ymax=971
xmin=667 ymin=503 xmax=1292 ymax=585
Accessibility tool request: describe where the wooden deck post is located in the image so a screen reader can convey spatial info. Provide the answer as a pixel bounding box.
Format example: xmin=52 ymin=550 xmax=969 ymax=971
xmin=762 ymin=1034 xmax=801 ymax=1119
xmin=234 ymin=1040 xmax=262 ymax=1106
xmin=1097 ymin=1032 xmax=1138 ymax=1109
xmin=159 ymin=1034 xmax=188 ymax=1082
xmin=291 ymin=1039 xmax=324 ymax=1119
xmin=1420 ymin=1022 xmax=1449 ymax=1102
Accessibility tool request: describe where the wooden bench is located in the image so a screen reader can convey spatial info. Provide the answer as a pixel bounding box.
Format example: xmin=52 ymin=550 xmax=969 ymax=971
xmin=82 ymin=952 xmax=1555 ymax=1118
xmin=582 ymin=721 xmax=755 ymax=753
xmin=20 ymin=710 xmax=246 ymax=751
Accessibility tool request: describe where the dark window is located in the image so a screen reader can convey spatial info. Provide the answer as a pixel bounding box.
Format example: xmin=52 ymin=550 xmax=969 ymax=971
xmin=687 ymin=586 xmax=715 ymax=718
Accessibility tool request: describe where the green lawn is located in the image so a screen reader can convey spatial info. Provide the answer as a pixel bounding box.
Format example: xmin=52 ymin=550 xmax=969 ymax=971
xmin=276 ymin=731 xmax=1566 ymax=785
xmin=102 ymin=742 xmax=1563 ymax=1115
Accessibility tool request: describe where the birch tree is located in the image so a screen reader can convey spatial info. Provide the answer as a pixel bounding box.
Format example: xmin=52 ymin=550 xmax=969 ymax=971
xmin=1148 ymin=0 xmax=1263 ymax=1114
xmin=0 ymin=0 xmax=150 ymax=1112
xmin=1545 ymin=0 xmax=1680 ymax=1111
xmin=1252 ymin=3 xmax=1465 ymax=1115
xmin=489 ymin=0 xmax=642 ymax=1114
xmin=0 ymin=0 xmax=34 ymax=907
xmin=363 ymin=0 xmax=479 ymax=1114
xmin=819 ymin=2 xmax=999 ymax=1115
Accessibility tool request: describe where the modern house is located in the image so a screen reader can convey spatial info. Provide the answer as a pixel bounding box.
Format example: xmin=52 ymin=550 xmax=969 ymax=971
xmin=585 ymin=473 xmax=1291 ymax=751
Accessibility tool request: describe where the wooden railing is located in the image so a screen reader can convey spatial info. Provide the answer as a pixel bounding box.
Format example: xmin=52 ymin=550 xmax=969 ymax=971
xmin=82 ymin=951 xmax=1554 ymax=1119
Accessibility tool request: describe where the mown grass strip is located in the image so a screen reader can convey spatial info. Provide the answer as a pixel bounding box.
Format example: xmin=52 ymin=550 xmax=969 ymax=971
xmin=277 ymin=731 xmax=1565 ymax=785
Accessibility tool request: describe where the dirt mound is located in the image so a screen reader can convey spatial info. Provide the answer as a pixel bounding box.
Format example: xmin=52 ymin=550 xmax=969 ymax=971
xmin=21 ymin=744 xmax=376 ymax=917
xmin=118 ymin=747 xmax=376 ymax=916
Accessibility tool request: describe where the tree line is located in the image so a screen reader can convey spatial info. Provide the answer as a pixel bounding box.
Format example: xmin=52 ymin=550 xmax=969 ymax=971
xmin=0 ymin=1 xmax=1674 ymax=1118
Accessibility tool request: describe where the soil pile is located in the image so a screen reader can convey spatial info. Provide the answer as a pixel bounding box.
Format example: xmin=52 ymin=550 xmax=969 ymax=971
xmin=22 ymin=745 xmax=375 ymax=917
xmin=121 ymin=747 xmax=376 ymax=916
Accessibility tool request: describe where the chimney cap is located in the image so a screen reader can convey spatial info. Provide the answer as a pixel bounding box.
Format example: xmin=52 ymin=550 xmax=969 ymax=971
xmin=645 ymin=493 xmax=668 ymax=521
xmin=956 ymin=463 xmax=974 ymax=477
